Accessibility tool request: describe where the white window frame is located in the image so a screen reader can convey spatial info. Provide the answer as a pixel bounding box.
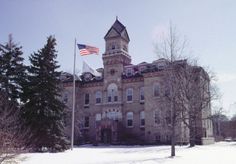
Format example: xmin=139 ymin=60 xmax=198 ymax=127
xmin=126 ymin=88 xmax=133 ymax=102
xmin=107 ymin=83 xmax=118 ymax=103
xmin=126 ymin=68 xmax=133 ymax=77
xmin=140 ymin=87 xmax=145 ymax=102
xmin=95 ymin=91 xmax=102 ymax=104
xmin=140 ymin=111 xmax=145 ymax=127
xmin=126 ymin=112 xmax=133 ymax=127
xmin=95 ymin=113 xmax=101 ymax=121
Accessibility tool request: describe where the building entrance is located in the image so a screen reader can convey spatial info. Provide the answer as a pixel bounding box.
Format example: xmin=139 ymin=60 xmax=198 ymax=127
xmin=101 ymin=128 xmax=112 ymax=144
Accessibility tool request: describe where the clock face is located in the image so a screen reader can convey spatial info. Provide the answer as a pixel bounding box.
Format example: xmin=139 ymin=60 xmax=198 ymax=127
xmin=110 ymin=69 xmax=115 ymax=75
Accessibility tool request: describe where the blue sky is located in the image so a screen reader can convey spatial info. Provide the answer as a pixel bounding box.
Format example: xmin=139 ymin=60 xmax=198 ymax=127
xmin=1 ymin=0 xmax=236 ymax=117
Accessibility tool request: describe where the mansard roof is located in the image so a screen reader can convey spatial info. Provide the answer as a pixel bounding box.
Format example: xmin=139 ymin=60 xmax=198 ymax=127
xmin=104 ymin=19 xmax=130 ymax=42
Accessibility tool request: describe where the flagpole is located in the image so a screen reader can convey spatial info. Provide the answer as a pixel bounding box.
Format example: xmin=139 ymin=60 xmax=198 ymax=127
xmin=71 ymin=38 xmax=76 ymax=150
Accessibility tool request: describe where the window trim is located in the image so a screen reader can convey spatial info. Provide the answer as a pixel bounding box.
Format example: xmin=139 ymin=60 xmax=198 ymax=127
xmin=126 ymin=88 xmax=133 ymax=102
xmin=95 ymin=91 xmax=102 ymax=104
xmin=126 ymin=112 xmax=134 ymax=128
xmin=140 ymin=111 xmax=145 ymax=127
xmin=140 ymin=87 xmax=145 ymax=102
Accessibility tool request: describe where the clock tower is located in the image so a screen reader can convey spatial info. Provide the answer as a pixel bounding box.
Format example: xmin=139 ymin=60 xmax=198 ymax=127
xmin=103 ymin=18 xmax=131 ymax=82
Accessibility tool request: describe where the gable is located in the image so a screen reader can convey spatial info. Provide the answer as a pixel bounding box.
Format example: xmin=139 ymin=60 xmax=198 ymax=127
xmin=121 ymin=29 xmax=130 ymax=42
xmin=105 ymin=28 xmax=120 ymax=39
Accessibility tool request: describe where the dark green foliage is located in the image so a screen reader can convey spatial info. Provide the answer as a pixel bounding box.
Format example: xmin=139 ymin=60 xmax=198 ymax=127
xmin=0 ymin=35 xmax=26 ymax=104
xmin=21 ymin=36 xmax=69 ymax=152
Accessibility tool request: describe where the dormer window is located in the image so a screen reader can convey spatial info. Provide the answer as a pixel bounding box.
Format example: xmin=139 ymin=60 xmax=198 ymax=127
xmin=84 ymin=73 xmax=92 ymax=82
xmin=139 ymin=66 xmax=146 ymax=73
xmin=126 ymin=68 xmax=133 ymax=77
xmin=158 ymin=62 xmax=165 ymax=70
xmin=112 ymin=44 xmax=115 ymax=50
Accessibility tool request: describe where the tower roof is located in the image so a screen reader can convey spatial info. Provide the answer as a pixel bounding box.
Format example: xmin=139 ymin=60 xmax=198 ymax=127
xmin=104 ymin=19 xmax=130 ymax=42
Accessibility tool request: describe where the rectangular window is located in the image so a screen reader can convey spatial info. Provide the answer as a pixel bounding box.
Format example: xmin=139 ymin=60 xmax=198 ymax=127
xmin=127 ymin=112 xmax=133 ymax=127
xmin=126 ymin=68 xmax=133 ymax=77
xmin=140 ymin=111 xmax=145 ymax=127
xmin=85 ymin=93 xmax=89 ymax=105
xmin=96 ymin=97 xmax=101 ymax=104
xmin=95 ymin=91 xmax=102 ymax=104
xmin=84 ymin=116 xmax=89 ymax=128
xmin=108 ymin=96 xmax=112 ymax=102
xmin=154 ymin=84 xmax=160 ymax=97
xmin=127 ymin=88 xmax=133 ymax=102
xmin=140 ymin=87 xmax=144 ymax=101
xmin=95 ymin=114 xmax=101 ymax=121
xmin=127 ymin=120 xmax=133 ymax=127
xmin=114 ymin=95 xmax=118 ymax=102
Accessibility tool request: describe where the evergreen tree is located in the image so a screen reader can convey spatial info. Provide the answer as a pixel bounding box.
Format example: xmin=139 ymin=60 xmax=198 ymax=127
xmin=0 ymin=34 xmax=26 ymax=103
xmin=22 ymin=36 xmax=68 ymax=152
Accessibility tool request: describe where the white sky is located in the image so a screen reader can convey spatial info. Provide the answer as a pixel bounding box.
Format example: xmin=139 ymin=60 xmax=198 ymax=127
xmin=0 ymin=0 xmax=235 ymax=117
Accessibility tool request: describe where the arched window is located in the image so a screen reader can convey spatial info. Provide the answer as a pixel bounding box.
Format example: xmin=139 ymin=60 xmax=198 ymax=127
xmin=153 ymin=83 xmax=160 ymax=97
xmin=95 ymin=91 xmax=102 ymax=104
xmin=126 ymin=112 xmax=133 ymax=127
xmin=107 ymin=83 xmax=118 ymax=102
xmin=126 ymin=88 xmax=133 ymax=102
xmin=140 ymin=111 xmax=145 ymax=127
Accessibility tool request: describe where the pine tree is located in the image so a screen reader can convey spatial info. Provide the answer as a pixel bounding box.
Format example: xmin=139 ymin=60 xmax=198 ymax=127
xmin=0 ymin=34 xmax=26 ymax=104
xmin=22 ymin=36 xmax=69 ymax=152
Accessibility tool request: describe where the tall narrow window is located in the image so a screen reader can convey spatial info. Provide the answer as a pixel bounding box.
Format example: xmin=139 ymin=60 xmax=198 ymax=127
xmin=84 ymin=116 xmax=89 ymax=128
xmin=107 ymin=83 xmax=118 ymax=102
xmin=154 ymin=110 xmax=160 ymax=125
xmin=127 ymin=112 xmax=133 ymax=127
xmin=126 ymin=88 xmax=133 ymax=102
xmin=85 ymin=93 xmax=89 ymax=105
xmin=140 ymin=111 xmax=145 ymax=127
xmin=140 ymin=87 xmax=144 ymax=101
xmin=95 ymin=91 xmax=102 ymax=104
xmin=153 ymin=83 xmax=160 ymax=97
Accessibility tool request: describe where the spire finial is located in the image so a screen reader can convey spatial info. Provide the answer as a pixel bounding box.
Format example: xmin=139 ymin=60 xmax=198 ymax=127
xmin=116 ymin=16 xmax=118 ymax=20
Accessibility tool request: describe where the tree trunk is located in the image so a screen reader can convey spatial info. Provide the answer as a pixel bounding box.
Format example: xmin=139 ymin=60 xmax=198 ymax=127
xmin=171 ymin=124 xmax=176 ymax=157
xmin=189 ymin=118 xmax=196 ymax=147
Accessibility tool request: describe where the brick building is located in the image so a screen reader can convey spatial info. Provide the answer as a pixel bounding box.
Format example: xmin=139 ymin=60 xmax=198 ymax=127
xmin=61 ymin=19 xmax=214 ymax=145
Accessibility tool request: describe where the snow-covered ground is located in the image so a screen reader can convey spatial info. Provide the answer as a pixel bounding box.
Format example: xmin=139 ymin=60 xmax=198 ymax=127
xmin=17 ymin=142 xmax=236 ymax=164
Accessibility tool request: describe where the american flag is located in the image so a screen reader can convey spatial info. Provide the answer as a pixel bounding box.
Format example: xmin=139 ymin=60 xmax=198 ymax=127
xmin=77 ymin=44 xmax=99 ymax=56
